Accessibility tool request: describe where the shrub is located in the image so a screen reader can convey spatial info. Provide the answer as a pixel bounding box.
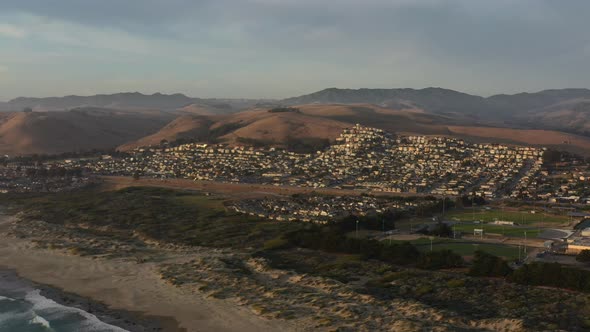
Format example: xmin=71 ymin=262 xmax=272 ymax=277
xmin=417 ymin=249 xmax=464 ymax=270
xmin=263 ymin=237 xmax=290 ymax=250
xmin=415 ymin=284 xmax=433 ymax=296
xmin=576 ymin=250 xmax=590 ymax=263
xmin=469 ymin=250 xmax=512 ymax=277
xmin=446 ymin=278 xmax=466 ymax=288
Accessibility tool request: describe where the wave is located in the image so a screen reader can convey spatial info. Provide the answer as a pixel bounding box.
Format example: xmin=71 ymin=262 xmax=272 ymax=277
xmin=23 ymin=289 xmax=129 ymax=332
xmin=29 ymin=314 xmax=52 ymax=329
xmin=0 ymin=295 xmax=15 ymax=302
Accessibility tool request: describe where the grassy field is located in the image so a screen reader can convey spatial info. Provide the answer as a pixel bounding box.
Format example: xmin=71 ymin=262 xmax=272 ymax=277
xmin=445 ymin=209 xmax=569 ymax=225
xmin=388 ymin=238 xmax=522 ymax=259
xmin=451 ymin=223 xmax=542 ymax=238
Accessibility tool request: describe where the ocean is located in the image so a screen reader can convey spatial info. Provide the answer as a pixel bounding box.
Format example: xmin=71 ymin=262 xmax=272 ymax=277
xmin=0 ymin=270 xmax=129 ymax=332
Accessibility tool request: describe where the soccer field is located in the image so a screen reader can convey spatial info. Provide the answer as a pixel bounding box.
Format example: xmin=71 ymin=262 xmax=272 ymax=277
xmin=451 ymin=223 xmax=541 ymax=238
xmin=445 ymin=209 xmax=568 ymax=225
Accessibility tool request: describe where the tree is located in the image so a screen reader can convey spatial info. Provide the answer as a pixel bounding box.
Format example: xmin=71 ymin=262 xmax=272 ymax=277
xmin=417 ymin=249 xmax=464 ymax=270
xmin=132 ymin=171 xmax=141 ymax=180
xmin=469 ymin=250 xmax=512 ymax=277
xmin=576 ymin=250 xmax=590 ymax=264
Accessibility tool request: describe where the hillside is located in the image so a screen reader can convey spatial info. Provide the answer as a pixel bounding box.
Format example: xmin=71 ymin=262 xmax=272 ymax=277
xmin=118 ymin=114 xmax=213 ymax=151
xmin=515 ymin=99 xmax=590 ymax=136
xmin=283 ymin=88 xmax=491 ymax=116
xmin=3 ymin=92 xmax=195 ymax=112
xmin=0 ymin=92 xmax=274 ymax=113
xmin=283 ymin=88 xmax=590 ymax=136
xmin=120 ymin=103 xmax=590 ymax=155
xmin=0 ymin=108 xmax=174 ymax=155
xmin=6 ymin=88 xmax=590 ymax=156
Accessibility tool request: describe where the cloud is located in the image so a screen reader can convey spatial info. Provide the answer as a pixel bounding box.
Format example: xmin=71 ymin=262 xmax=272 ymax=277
xmin=0 ymin=24 xmax=26 ymax=38
xmin=0 ymin=0 xmax=589 ymax=99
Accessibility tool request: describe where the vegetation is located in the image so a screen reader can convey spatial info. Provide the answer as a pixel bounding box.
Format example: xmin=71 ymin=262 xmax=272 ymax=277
xmin=4 ymin=185 xmax=590 ymax=313
xmin=388 ymin=238 xmax=521 ymax=259
xmin=285 ymin=136 xmax=331 ymax=153
xmin=235 ymin=137 xmax=274 ymax=148
xmin=510 ymin=262 xmax=590 ymax=292
xmin=282 ymin=222 xmax=461 ymax=270
xmin=268 ymin=107 xmax=300 ymax=113
xmin=469 ymin=250 xmax=512 ymax=277
xmin=416 ymin=249 xmax=463 ymax=270
xmin=208 ymin=122 xmax=245 ymax=142
xmin=576 ymin=250 xmax=590 ymax=263
xmin=1 ymin=187 xmax=304 ymax=250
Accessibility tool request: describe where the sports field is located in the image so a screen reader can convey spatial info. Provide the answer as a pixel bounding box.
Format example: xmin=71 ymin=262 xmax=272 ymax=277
xmin=451 ymin=223 xmax=542 ymax=238
xmin=445 ymin=209 xmax=569 ymax=225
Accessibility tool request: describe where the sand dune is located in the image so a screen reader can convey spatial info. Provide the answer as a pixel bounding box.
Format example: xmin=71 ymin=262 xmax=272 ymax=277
xmin=0 ymin=211 xmax=526 ymax=332
xmin=0 ymin=213 xmax=295 ymax=332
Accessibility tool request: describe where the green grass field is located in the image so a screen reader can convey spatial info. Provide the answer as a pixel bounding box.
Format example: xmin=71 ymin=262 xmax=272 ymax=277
xmin=445 ymin=209 xmax=568 ymax=225
xmin=451 ymin=223 xmax=541 ymax=238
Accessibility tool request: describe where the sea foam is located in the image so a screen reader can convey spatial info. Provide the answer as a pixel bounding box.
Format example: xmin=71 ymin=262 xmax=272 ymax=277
xmin=25 ymin=289 xmax=128 ymax=332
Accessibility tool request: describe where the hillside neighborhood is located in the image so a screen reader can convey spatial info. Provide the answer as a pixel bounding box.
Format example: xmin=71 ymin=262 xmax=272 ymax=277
xmin=85 ymin=124 xmax=545 ymax=198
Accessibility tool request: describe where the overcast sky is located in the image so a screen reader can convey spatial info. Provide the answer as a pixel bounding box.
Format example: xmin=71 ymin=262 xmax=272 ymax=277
xmin=0 ymin=0 xmax=589 ymax=100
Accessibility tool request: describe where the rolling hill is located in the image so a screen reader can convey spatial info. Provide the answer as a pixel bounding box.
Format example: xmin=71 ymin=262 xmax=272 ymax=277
xmin=282 ymin=88 xmax=590 ymax=136
xmin=120 ymin=103 xmax=590 ymax=155
xmin=282 ymin=87 xmax=491 ymax=116
xmin=0 ymin=108 xmax=174 ymax=155
xmin=118 ymin=114 xmax=213 ymax=151
xmin=5 ymin=88 xmax=590 ymax=156
xmin=0 ymin=92 xmax=273 ymax=113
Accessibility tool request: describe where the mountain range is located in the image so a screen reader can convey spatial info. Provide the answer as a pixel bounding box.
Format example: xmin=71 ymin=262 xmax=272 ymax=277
xmin=1 ymin=88 xmax=590 ymax=156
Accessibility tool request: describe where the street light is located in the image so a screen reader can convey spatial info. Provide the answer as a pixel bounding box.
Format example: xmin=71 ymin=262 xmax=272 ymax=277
xmin=524 ymin=231 xmax=527 ymax=260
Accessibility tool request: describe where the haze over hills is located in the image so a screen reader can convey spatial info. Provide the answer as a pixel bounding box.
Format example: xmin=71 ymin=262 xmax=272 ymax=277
xmin=283 ymin=88 xmax=590 ymax=135
xmin=0 ymin=92 xmax=272 ymax=113
xmin=3 ymin=88 xmax=590 ymax=156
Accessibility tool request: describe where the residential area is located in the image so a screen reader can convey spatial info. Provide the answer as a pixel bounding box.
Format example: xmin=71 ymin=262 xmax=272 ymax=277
xmin=2 ymin=125 xmax=590 ymax=261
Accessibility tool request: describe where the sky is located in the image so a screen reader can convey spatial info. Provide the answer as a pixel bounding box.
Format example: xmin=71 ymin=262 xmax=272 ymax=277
xmin=0 ymin=0 xmax=589 ymax=100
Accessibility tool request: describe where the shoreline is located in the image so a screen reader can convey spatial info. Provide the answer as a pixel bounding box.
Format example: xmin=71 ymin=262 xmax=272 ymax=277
xmin=0 ymin=212 xmax=295 ymax=332
xmin=0 ymin=267 xmax=181 ymax=332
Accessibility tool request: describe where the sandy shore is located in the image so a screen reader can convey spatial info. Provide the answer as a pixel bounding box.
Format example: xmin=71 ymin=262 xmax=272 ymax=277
xmin=0 ymin=268 xmax=178 ymax=332
xmin=0 ymin=213 xmax=295 ymax=332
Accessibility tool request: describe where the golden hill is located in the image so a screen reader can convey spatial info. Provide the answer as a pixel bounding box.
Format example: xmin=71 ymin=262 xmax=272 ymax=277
xmin=118 ymin=114 xmax=212 ymax=151
xmin=6 ymin=103 xmax=590 ymax=156
xmin=0 ymin=108 xmax=173 ymax=156
xmin=121 ymin=103 xmax=590 ymax=154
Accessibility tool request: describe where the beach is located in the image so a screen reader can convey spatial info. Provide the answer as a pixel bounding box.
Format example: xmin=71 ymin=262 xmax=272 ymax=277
xmin=0 ymin=268 xmax=177 ymax=332
xmin=0 ymin=213 xmax=295 ymax=332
